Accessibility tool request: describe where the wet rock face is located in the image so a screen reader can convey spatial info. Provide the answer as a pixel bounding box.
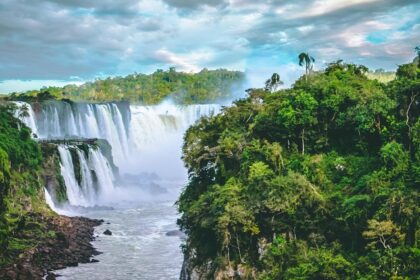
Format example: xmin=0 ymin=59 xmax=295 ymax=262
xmin=103 ymin=229 xmax=112 ymax=236
xmin=0 ymin=215 xmax=102 ymax=280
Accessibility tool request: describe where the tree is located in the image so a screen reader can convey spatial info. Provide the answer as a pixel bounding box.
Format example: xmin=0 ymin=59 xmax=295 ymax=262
xmin=415 ymin=45 xmax=420 ymax=66
xmin=18 ymin=104 xmax=30 ymax=119
xmin=7 ymin=68 xmax=245 ymax=104
xmin=265 ymin=73 xmax=284 ymax=93
xmin=298 ymin=52 xmax=315 ymax=80
xmin=363 ymin=220 xmax=404 ymax=250
xmin=277 ymin=90 xmax=318 ymax=155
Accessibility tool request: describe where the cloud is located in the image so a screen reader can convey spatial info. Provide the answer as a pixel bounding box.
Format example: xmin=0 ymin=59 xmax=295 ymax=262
xmin=153 ymin=48 xmax=213 ymax=72
xmin=0 ymin=0 xmax=419 ymax=92
xmin=162 ymin=0 xmax=227 ymax=11
xmin=290 ymin=0 xmax=380 ymax=19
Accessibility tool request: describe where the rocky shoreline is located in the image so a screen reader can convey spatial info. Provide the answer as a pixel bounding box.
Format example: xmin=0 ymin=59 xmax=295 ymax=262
xmin=0 ymin=215 xmax=102 ymax=280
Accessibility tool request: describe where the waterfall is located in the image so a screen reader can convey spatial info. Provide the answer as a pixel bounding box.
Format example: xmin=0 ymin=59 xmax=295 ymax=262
xmin=12 ymin=101 xmax=128 ymax=165
xmin=76 ymin=149 xmax=96 ymax=204
xmin=126 ymin=103 xmax=220 ymax=176
xmin=44 ymin=188 xmax=57 ymax=211
xmin=15 ymin=100 xmax=220 ymax=206
xmin=13 ymin=101 xmax=38 ymax=135
xmin=88 ymin=148 xmax=116 ymax=201
xmin=129 ymin=103 xmax=219 ymax=148
xmin=15 ymin=100 xmax=219 ymax=169
xmin=57 ymin=145 xmax=116 ymax=207
xmin=58 ymin=145 xmax=91 ymax=207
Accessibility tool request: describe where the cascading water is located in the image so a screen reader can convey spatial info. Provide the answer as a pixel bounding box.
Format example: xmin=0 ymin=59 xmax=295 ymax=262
xmin=126 ymin=103 xmax=220 ymax=176
xmin=58 ymin=145 xmax=89 ymax=207
xmin=15 ymin=100 xmax=220 ymax=279
xmin=57 ymin=145 xmax=116 ymax=207
xmin=88 ymin=147 xmax=116 ymax=202
xmin=17 ymin=101 xmax=129 ymax=166
xmin=13 ymin=101 xmax=39 ymax=135
xmin=16 ymin=100 xmax=219 ymax=175
xmin=44 ymin=188 xmax=58 ymax=212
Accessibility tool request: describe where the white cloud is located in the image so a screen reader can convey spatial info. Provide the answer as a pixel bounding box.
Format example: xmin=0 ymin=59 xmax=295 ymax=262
xmin=153 ymin=48 xmax=213 ymax=72
xmin=291 ymin=0 xmax=380 ymax=19
xmin=297 ymin=25 xmax=315 ymax=34
xmin=0 ymin=0 xmax=418 ymax=91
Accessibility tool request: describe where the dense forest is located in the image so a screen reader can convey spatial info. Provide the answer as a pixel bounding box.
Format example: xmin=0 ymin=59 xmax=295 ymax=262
xmin=9 ymin=68 xmax=244 ymax=104
xmin=178 ymin=56 xmax=419 ymax=279
xmin=0 ymin=102 xmax=49 ymax=266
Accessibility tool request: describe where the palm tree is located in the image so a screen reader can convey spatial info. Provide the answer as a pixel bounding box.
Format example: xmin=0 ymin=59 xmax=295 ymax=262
xmin=298 ymin=52 xmax=315 ymax=80
xmin=18 ymin=104 xmax=30 ymax=119
xmin=415 ymin=45 xmax=420 ymax=66
xmin=16 ymin=104 xmax=30 ymax=131
xmin=264 ymin=73 xmax=283 ymax=92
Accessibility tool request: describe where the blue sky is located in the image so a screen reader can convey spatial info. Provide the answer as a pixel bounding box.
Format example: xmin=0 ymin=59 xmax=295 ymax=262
xmin=0 ymin=0 xmax=419 ymax=93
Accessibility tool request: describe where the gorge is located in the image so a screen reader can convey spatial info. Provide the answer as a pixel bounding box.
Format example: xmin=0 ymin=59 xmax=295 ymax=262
xmin=13 ymin=100 xmax=220 ymax=279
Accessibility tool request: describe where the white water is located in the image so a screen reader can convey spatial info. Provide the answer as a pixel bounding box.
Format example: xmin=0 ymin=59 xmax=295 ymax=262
xmin=16 ymin=100 xmax=219 ymax=279
xmin=126 ymin=103 xmax=219 ymax=176
xmin=56 ymin=182 xmax=186 ymax=280
xmin=57 ymin=145 xmax=116 ymax=207
xmin=44 ymin=188 xmax=57 ymax=212
xmin=13 ymin=101 xmax=38 ymax=135
xmin=44 ymin=188 xmax=74 ymax=216
xmin=17 ymin=101 xmax=218 ymax=171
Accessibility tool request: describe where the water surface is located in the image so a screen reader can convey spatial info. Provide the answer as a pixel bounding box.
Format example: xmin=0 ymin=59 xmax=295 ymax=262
xmin=55 ymin=181 xmax=184 ymax=280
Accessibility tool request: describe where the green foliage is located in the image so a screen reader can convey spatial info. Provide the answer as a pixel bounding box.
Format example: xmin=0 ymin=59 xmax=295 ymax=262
xmin=0 ymin=103 xmax=55 ymax=266
xmin=8 ymin=68 xmax=245 ymax=104
xmin=0 ymin=107 xmax=42 ymax=170
xmin=178 ymin=58 xmax=420 ymax=279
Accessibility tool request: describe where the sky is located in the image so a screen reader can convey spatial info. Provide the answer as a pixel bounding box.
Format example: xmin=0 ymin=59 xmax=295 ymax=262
xmin=0 ymin=0 xmax=419 ymax=93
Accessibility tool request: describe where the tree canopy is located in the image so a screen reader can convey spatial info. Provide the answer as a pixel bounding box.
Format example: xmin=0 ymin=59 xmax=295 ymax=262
xmin=178 ymin=58 xmax=420 ymax=279
xmin=8 ymin=68 xmax=245 ymax=105
xmin=0 ymin=103 xmax=45 ymax=265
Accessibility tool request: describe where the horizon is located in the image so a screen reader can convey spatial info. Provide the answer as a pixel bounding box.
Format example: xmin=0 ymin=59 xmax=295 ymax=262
xmin=1 ymin=0 xmax=419 ymax=93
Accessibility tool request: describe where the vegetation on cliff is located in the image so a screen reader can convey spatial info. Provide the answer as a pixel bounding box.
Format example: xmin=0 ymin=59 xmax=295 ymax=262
xmin=178 ymin=57 xmax=419 ymax=279
xmin=0 ymin=103 xmax=50 ymax=265
xmin=0 ymin=103 xmax=103 ymax=279
xmin=8 ymin=68 xmax=245 ymax=105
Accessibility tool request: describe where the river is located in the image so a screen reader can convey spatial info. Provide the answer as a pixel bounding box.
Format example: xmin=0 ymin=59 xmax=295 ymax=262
xmin=55 ymin=180 xmax=185 ymax=280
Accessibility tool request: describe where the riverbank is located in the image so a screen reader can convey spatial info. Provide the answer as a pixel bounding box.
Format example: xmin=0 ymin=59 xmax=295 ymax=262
xmin=0 ymin=214 xmax=102 ymax=280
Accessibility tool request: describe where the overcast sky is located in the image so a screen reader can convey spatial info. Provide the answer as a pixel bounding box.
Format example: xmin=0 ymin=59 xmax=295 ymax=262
xmin=0 ymin=0 xmax=419 ymax=93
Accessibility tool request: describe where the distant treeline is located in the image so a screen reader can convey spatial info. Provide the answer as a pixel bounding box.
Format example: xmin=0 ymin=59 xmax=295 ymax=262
xmin=8 ymin=68 xmax=245 ymax=104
